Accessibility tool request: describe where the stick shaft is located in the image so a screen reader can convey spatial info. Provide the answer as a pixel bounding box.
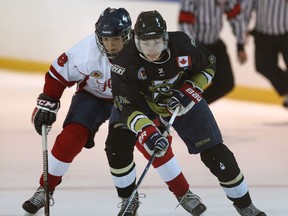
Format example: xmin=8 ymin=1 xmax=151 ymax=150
xmin=42 ymin=124 xmax=50 ymax=216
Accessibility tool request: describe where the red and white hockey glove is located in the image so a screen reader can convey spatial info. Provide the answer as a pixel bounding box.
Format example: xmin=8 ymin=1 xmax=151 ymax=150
xmin=137 ymin=125 xmax=169 ymax=157
xmin=31 ymin=93 xmax=60 ymax=135
xmin=167 ymin=80 xmax=203 ymax=116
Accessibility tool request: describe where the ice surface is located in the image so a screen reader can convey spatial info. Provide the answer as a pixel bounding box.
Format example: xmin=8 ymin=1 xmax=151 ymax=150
xmin=0 ymin=70 xmax=287 ymax=216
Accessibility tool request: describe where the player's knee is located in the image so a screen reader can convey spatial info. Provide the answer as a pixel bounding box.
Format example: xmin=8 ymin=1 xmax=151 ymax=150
xmin=200 ymin=143 xmax=240 ymax=182
xmin=52 ymin=123 xmax=89 ymax=162
xmin=66 ymin=123 xmax=89 ymax=145
xmin=105 ymin=126 xmax=136 ymax=168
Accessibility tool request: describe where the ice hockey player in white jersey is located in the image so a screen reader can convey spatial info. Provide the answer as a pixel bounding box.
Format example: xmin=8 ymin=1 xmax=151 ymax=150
xmin=22 ymin=7 xmax=133 ymax=214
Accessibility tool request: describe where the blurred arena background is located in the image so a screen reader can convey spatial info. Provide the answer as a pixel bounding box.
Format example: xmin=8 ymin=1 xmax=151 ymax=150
xmin=0 ymin=0 xmax=285 ymax=104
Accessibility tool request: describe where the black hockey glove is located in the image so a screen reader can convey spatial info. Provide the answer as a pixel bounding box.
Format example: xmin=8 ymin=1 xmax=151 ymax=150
xmin=31 ymin=93 xmax=60 ymax=135
xmin=137 ymin=125 xmax=169 ymax=157
xmin=167 ymin=80 xmax=203 ymax=116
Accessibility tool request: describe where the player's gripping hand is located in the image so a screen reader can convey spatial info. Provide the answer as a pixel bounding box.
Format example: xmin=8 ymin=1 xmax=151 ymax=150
xmin=31 ymin=93 xmax=60 ymax=135
xmin=137 ymin=125 xmax=169 ymax=157
xmin=167 ymin=80 xmax=203 ymax=116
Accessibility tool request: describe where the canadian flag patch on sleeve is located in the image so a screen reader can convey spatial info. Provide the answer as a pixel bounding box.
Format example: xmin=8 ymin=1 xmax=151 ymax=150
xmin=177 ymin=56 xmax=192 ymax=68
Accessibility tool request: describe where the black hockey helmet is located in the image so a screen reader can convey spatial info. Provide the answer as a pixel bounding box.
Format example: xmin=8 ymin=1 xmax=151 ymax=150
xmin=134 ymin=10 xmax=170 ymax=63
xmin=95 ymin=7 xmax=132 ymax=59
xmin=134 ymin=10 xmax=167 ymax=40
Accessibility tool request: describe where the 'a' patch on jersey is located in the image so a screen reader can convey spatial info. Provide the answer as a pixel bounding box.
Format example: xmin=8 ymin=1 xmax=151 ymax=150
xmin=177 ymin=56 xmax=192 ymax=68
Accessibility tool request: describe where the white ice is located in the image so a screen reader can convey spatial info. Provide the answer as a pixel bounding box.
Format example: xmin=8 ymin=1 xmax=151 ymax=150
xmin=0 ymin=70 xmax=287 ymax=216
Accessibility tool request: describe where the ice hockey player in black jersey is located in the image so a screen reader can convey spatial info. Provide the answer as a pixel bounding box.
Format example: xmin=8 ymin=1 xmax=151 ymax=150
xmin=105 ymin=10 xmax=266 ymax=216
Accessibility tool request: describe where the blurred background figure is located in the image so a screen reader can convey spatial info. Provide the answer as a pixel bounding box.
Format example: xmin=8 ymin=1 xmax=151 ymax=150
xmin=178 ymin=0 xmax=247 ymax=104
xmin=242 ymin=0 xmax=288 ymax=108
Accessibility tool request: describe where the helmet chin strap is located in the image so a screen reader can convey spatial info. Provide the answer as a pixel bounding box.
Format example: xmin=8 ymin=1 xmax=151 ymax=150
xmin=139 ymin=48 xmax=171 ymax=64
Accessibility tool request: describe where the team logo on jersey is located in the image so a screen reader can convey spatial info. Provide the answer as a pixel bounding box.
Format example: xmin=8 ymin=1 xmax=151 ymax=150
xmin=90 ymin=70 xmax=103 ymax=79
xmin=137 ymin=67 xmax=147 ymax=80
xmin=111 ymin=64 xmax=125 ymax=75
xmin=149 ymin=73 xmax=182 ymax=100
xmin=177 ymin=56 xmax=192 ymax=68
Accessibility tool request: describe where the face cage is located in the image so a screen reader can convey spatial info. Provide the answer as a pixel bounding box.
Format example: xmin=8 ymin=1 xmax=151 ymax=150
xmin=96 ymin=31 xmax=131 ymax=60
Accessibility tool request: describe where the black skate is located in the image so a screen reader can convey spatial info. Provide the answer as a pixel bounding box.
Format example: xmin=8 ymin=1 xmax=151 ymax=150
xmin=22 ymin=186 xmax=54 ymax=214
xmin=117 ymin=192 xmax=139 ymax=216
xmin=177 ymin=190 xmax=207 ymax=216
xmin=234 ymin=203 xmax=267 ymax=216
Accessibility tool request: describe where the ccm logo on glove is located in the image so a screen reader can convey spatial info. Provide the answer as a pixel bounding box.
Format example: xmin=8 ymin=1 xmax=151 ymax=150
xmin=32 ymin=93 xmax=60 ymax=135
xmin=37 ymin=99 xmax=59 ymax=109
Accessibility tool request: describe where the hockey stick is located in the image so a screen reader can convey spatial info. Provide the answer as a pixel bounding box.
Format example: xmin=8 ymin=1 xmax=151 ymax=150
xmin=41 ymin=124 xmax=50 ymax=216
xmin=122 ymin=107 xmax=180 ymax=215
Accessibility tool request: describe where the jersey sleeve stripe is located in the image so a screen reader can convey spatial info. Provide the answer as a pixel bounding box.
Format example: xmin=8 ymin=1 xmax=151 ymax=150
xmin=128 ymin=111 xmax=154 ymax=134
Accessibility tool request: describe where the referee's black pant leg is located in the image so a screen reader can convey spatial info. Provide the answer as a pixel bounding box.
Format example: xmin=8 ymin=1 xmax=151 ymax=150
xmin=254 ymin=33 xmax=288 ymax=95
